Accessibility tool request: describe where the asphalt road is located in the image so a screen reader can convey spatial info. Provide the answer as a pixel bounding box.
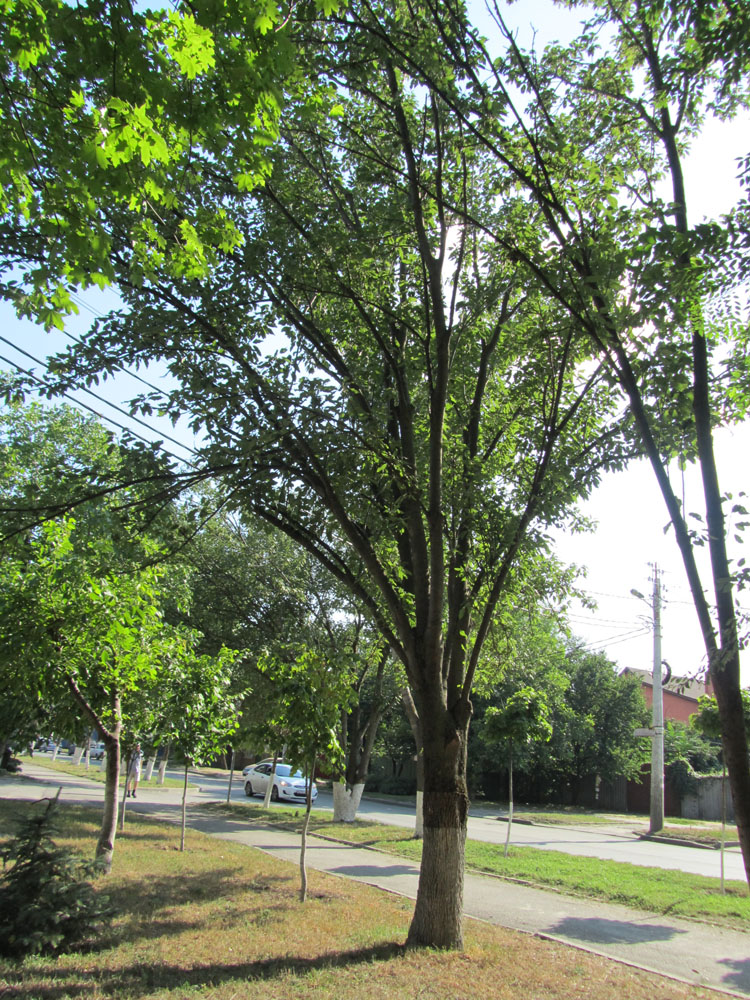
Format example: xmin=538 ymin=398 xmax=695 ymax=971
xmin=24 ymin=754 xmax=748 ymax=881
xmin=186 ymin=767 xmax=747 ymax=882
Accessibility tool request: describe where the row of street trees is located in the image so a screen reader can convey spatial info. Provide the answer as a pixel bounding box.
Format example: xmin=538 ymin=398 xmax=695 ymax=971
xmin=0 ymin=397 xmax=242 ymax=868
xmin=0 ymin=396 xmax=405 ymax=857
xmin=1 ymin=0 xmax=748 ymax=949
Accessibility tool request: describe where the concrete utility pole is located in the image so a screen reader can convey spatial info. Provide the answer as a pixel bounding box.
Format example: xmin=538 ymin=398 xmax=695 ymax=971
xmin=650 ymin=565 xmax=664 ymax=834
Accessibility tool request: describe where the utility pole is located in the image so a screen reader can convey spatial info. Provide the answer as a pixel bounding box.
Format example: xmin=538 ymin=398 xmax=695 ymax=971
xmin=650 ymin=565 xmax=664 ymax=834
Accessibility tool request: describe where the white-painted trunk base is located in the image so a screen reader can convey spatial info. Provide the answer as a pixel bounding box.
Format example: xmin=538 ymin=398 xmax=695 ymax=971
xmin=414 ymin=789 xmax=424 ymax=838
xmin=157 ymin=758 xmax=168 ymax=785
xmin=408 ymin=821 xmax=466 ymax=947
xmin=144 ymin=756 xmax=156 ymax=781
xmin=332 ymin=781 xmax=365 ymax=822
xmin=72 ymin=746 xmax=85 ymax=765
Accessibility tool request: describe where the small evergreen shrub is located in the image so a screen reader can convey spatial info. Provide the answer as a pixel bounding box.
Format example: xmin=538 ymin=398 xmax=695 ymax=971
xmin=0 ymin=794 xmax=111 ymax=957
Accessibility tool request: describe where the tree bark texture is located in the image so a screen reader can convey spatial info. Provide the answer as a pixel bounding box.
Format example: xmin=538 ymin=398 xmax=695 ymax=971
xmin=406 ymin=711 xmax=469 ymax=949
xmin=407 ymin=791 xmax=467 ymax=948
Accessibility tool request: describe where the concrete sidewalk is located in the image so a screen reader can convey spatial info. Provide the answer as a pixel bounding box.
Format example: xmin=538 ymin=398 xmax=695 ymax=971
xmin=3 ymin=764 xmax=750 ymax=997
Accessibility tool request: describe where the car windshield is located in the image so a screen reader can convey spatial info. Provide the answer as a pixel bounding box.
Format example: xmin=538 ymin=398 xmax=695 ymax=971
xmin=274 ymin=764 xmax=305 ymax=779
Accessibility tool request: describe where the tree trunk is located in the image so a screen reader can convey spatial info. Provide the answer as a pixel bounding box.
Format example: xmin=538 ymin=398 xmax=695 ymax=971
xmin=62 ymin=677 xmax=122 ymax=873
xmin=504 ymin=740 xmax=513 ymax=859
xmin=710 ymin=654 xmax=750 ymax=879
xmin=97 ymin=737 xmax=120 ymax=872
xmin=406 ymin=712 xmax=469 ymax=949
xmin=226 ymin=748 xmax=235 ymax=805
xmin=299 ymin=757 xmax=315 ymax=902
xmin=332 ymin=780 xmax=365 ymax=821
xmin=144 ymin=755 xmax=156 ymax=781
xmin=157 ymin=743 xmax=170 ymax=784
xmin=263 ymin=751 xmax=279 ymax=809
xmin=119 ymin=770 xmax=128 ymax=832
xmin=401 ymin=687 xmax=425 ymax=840
xmin=334 ymin=647 xmax=389 ymax=823
xmin=180 ymin=763 xmax=189 ymax=852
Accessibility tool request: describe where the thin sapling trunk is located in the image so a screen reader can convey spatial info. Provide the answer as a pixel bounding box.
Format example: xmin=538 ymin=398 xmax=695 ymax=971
xmin=505 ymin=739 xmax=514 ymax=859
xmin=299 ymin=755 xmax=316 ymax=902
xmin=181 ymin=763 xmax=189 ymax=852
xmin=226 ymin=748 xmax=234 ymax=805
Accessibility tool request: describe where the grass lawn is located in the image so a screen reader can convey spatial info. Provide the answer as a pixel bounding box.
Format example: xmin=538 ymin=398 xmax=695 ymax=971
xmin=0 ymin=799 xmax=727 ymax=1000
xmin=472 ymin=805 xmax=736 ymax=846
xmin=649 ymin=821 xmax=739 ymax=848
xmin=18 ymin=754 xmax=185 ymax=789
xmin=207 ymin=804 xmax=750 ymax=931
xmin=471 ymin=804 xmax=643 ymax=826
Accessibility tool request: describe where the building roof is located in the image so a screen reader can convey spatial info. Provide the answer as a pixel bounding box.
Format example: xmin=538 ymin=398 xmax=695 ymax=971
xmin=621 ymin=667 xmax=709 ymax=703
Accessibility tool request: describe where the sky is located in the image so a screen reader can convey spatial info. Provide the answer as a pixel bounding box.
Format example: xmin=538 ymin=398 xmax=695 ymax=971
xmin=0 ymin=0 xmax=748 ymax=685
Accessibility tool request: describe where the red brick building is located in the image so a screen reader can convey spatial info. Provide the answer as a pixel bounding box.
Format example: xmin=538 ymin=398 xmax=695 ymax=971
xmin=625 ymin=667 xmax=712 ymax=724
xmin=622 ymin=668 xmax=712 ymax=815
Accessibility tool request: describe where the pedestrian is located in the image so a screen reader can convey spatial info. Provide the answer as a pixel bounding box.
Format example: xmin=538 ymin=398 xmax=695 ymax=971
xmin=126 ymin=743 xmax=143 ymax=798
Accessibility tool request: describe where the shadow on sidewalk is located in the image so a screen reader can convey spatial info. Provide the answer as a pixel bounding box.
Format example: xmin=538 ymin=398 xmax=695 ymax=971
xmin=547 ymin=915 xmax=687 ymax=946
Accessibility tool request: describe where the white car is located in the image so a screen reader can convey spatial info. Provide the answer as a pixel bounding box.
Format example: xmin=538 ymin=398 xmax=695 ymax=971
xmin=243 ymin=761 xmax=318 ymax=803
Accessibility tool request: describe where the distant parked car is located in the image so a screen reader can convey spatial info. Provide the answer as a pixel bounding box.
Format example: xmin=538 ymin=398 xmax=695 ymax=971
xmin=243 ymin=761 xmax=318 ymax=803
xmin=242 ymin=757 xmax=275 ymax=778
xmin=89 ymin=742 xmax=106 ymax=760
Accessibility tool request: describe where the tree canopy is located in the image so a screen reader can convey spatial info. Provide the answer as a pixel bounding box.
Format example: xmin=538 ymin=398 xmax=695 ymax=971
xmin=2 ymin=0 xmax=750 ymax=947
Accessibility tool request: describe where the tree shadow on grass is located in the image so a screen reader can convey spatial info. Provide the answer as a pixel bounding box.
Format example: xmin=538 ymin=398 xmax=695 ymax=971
xmin=2 ymin=940 xmax=407 ymax=1000
xmin=107 ymin=866 xmax=249 ymax=911
xmin=97 ymin=869 xmax=298 ymax=950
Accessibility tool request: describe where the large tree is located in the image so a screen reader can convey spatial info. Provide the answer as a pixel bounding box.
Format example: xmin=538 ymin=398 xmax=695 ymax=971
xmin=377 ymin=0 xmax=750 ymax=882
xmin=2 ymin=1 xmax=638 ymax=949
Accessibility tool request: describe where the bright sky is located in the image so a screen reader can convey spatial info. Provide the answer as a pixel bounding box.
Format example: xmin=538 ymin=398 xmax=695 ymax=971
xmin=1 ymin=0 xmax=748 ymax=684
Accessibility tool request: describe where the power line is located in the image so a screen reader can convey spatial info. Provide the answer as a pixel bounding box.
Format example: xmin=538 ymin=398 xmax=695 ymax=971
xmin=577 ymin=587 xmax=654 ymax=602
xmin=578 ymin=626 xmax=652 ymax=652
xmin=0 ymin=335 xmax=196 ymax=459
xmin=567 ymin=613 xmax=644 ymax=629
xmin=0 ymin=352 xmax=194 ymax=467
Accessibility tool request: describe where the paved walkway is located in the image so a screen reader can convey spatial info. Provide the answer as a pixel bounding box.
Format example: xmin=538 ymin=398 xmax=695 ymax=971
xmin=3 ymin=763 xmax=750 ymax=997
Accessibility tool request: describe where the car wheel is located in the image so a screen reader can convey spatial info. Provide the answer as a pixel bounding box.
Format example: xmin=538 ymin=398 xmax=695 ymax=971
xmin=245 ymin=781 xmax=254 ymax=797
xmin=271 ymin=785 xmax=279 ymax=802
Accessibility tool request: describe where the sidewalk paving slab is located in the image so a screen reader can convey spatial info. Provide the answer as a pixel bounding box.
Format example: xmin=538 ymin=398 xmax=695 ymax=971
xmin=3 ymin=763 xmax=750 ymax=998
